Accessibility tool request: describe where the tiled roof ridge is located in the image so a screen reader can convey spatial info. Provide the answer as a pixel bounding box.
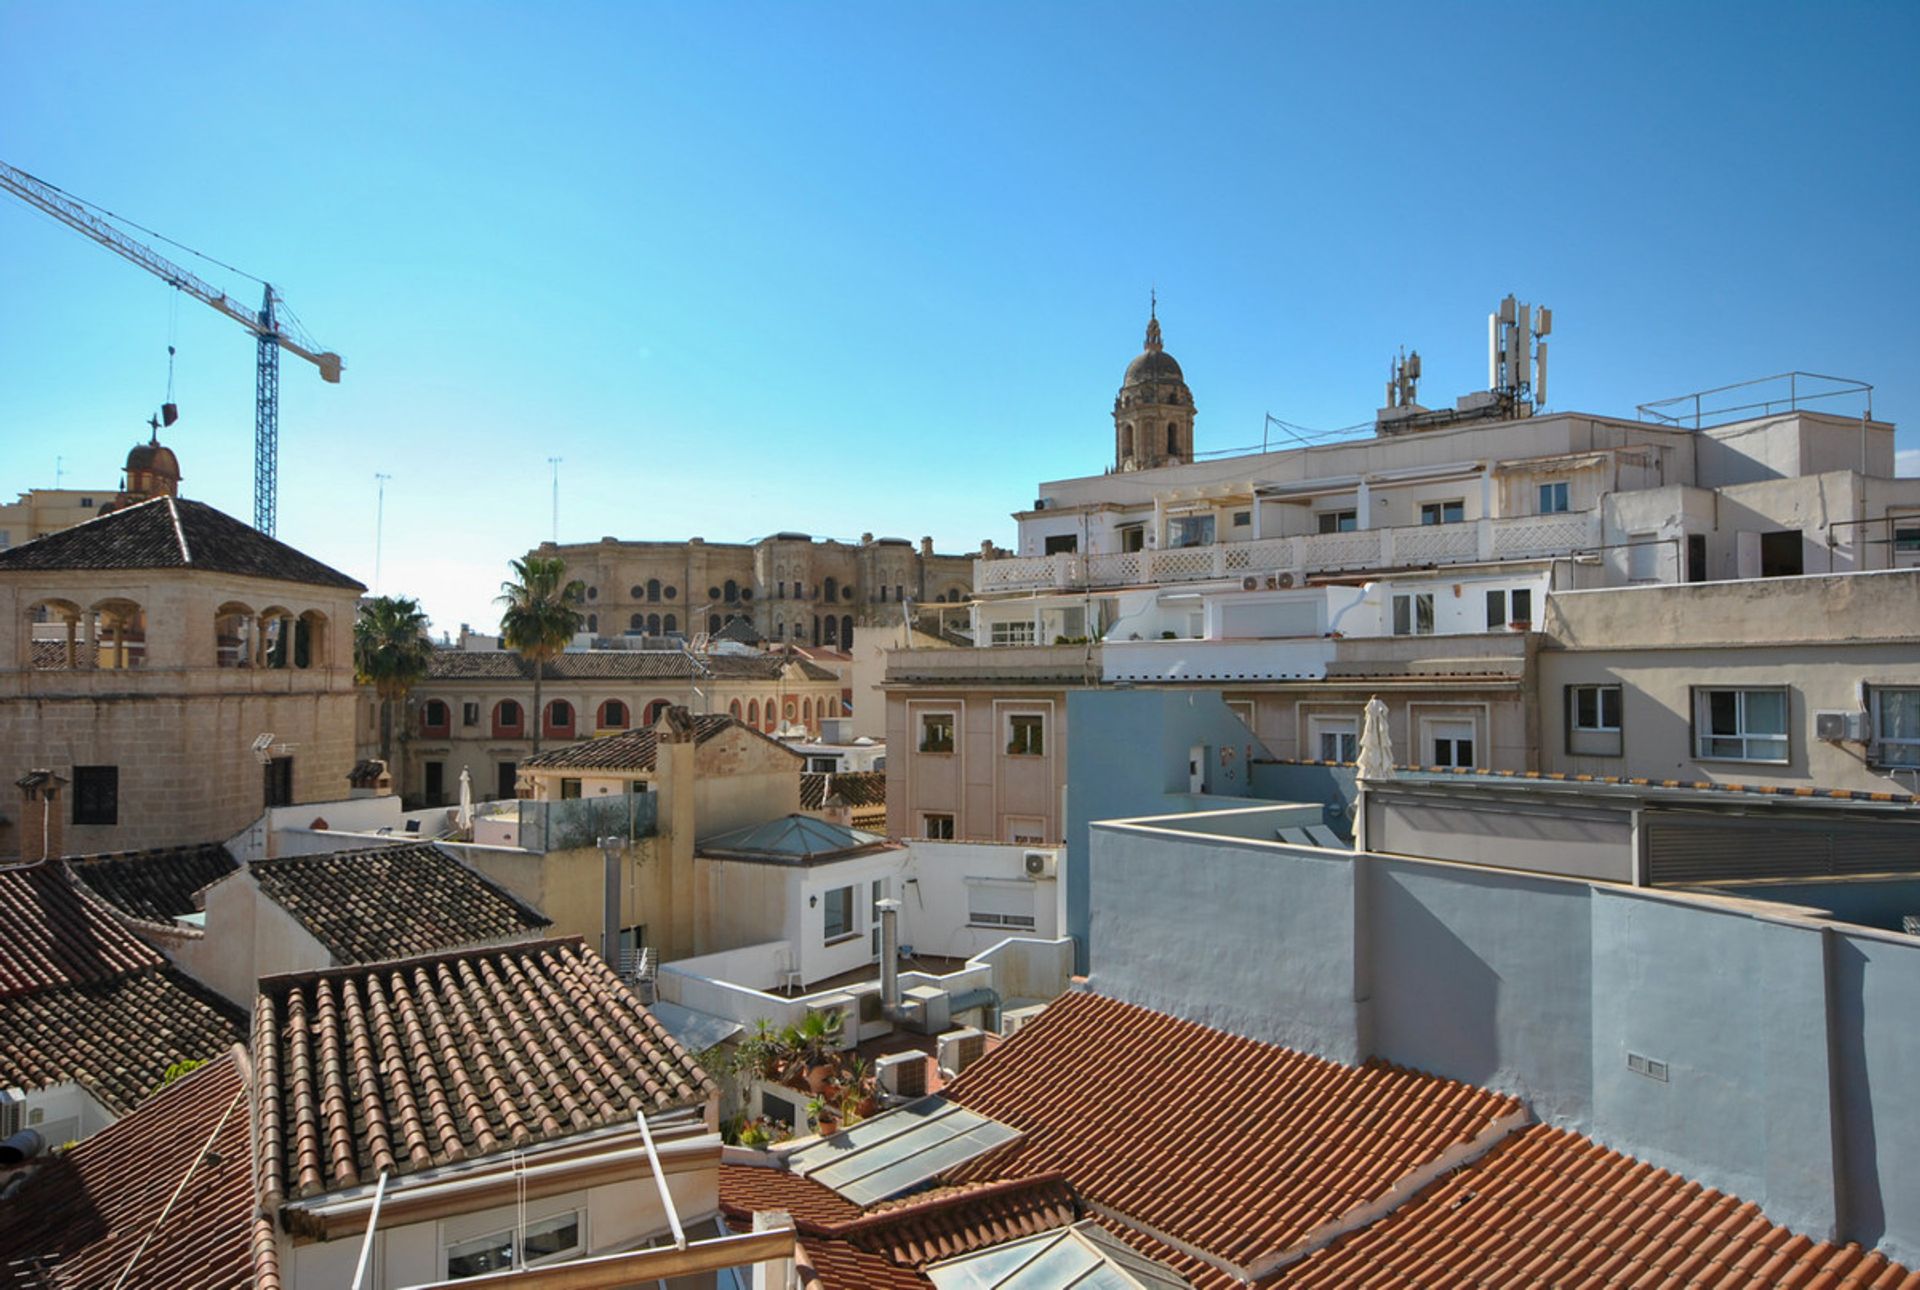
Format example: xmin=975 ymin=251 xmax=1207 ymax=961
xmin=0 ymin=858 xmax=169 ymax=997
xmin=256 ymin=931 xmax=589 ymax=995
xmin=63 ymin=841 xmax=238 ymax=936
xmin=1251 ymin=757 xmax=1918 ymax=804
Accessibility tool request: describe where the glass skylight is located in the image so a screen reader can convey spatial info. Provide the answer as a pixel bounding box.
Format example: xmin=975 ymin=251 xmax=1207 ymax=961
xmin=785 ymin=1095 xmax=1021 ymax=1206
xmin=926 ymin=1222 xmax=1191 ymax=1289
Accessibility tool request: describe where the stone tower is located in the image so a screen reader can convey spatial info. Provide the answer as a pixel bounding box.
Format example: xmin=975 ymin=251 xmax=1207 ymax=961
xmin=1113 ymin=304 xmax=1195 ymax=471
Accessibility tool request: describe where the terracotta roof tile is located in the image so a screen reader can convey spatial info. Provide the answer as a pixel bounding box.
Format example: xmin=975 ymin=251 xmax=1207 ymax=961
xmin=0 ymin=495 xmax=362 ymax=589
xmin=0 ymin=861 xmax=165 ymax=995
xmin=520 ymin=713 xmax=791 ymax=772
xmin=64 ymin=842 xmax=237 ymax=928
xmin=0 ymin=1051 xmax=268 ymax=1290
xmin=425 ymin=649 xmax=838 ymax=683
xmin=720 ymin=1163 xmax=866 ymax=1225
xmin=254 ymin=937 xmax=713 ymax=1203
xmin=942 ymin=991 xmax=1523 ymax=1276
xmin=1275 ymin=1124 xmax=1919 ymax=1289
xmin=246 ymin=842 xmax=549 ymax=963
xmin=795 ymin=1236 xmax=928 ymax=1288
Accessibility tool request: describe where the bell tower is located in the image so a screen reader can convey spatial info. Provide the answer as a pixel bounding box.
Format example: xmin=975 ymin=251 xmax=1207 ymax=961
xmin=1113 ymin=297 xmax=1195 ymax=471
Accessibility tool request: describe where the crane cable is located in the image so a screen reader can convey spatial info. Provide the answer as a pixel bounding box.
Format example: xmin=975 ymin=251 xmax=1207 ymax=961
xmin=13 ymin=163 xmax=267 ymax=286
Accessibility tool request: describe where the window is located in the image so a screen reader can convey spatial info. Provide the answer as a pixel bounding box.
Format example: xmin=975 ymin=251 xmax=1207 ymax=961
xmin=1044 ymin=534 xmax=1078 ymax=555
xmin=546 ymin=700 xmax=573 ymax=729
xmin=1006 ymin=714 xmax=1045 ymax=756
xmin=422 ymin=699 xmax=450 ymax=732
xmin=1232 ymin=510 xmax=1251 ymax=528
xmin=1694 ymin=687 xmax=1789 ymax=762
xmin=1570 ymin=684 xmax=1623 ymax=732
xmin=263 ymin=757 xmax=294 ymax=808
xmin=823 ymin=885 xmax=854 ymax=941
xmin=1118 ymin=524 xmax=1145 ymax=553
xmin=924 ymin=813 xmax=955 ymax=840
xmin=424 ymin=761 xmax=445 ymax=804
xmin=762 ymin=1092 xmax=796 ymax=1130
xmin=990 ymin=620 xmax=1037 ymax=646
xmin=559 ymin=778 xmax=583 ymax=799
xmin=1006 ymin=817 xmax=1046 ymax=844
xmin=462 ymin=701 xmax=480 ymax=727
xmin=1538 ymin=481 xmax=1570 ymax=514
xmin=969 ymin=881 xmax=1037 ymax=930
xmin=1167 ymin=514 xmax=1215 ymax=548
xmin=1420 ymin=500 xmax=1465 ymax=525
xmin=445 ymin=1211 xmax=582 ymax=1280
xmin=1428 ymin=721 xmax=1476 ymax=769
xmin=1759 ymin=530 xmax=1804 ymax=578
xmin=1392 ymin=592 xmax=1434 ymax=636
xmin=1871 ymin=687 xmax=1920 ymax=767
xmin=919 ymin=712 xmax=955 ymax=753
xmin=600 ymin=699 xmax=628 ymax=728
xmin=1311 ymin=717 xmax=1358 ymax=763
xmin=1317 ymin=510 xmax=1357 ymax=534
xmin=73 ymin=765 xmax=118 ymax=826
xmin=496 ymin=762 xmax=518 ymax=799
xmin=1484 ymin=588 xmax=1533 ymax=628
xmin=495 ymin=699 xmax=522 ymax=731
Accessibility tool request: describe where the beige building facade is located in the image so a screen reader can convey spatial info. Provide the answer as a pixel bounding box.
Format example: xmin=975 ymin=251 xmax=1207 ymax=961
xmin=0 ymin=496 xmax=364 ymax=857
xmin=529 ymin=529 xmax=980 ymax=651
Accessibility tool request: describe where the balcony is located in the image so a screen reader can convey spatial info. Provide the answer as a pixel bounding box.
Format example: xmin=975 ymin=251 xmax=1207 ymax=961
xmin=884 ymin=643 xmax=1102 ymax=686
xmin=975 ymin=512 xmax=1602 ymax=594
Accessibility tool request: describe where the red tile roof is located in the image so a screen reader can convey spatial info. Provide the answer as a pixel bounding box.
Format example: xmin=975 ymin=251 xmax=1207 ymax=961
xmin=0 ymin=1051 xmax=271 ymax=1290
xmin=1275 ymin=1122 xmax=1919 ymax=1289
xmin=720 ymin=1163 xmax=865 ymax=1226
xmin=253 ymin=937 xmax=714 ymax=1204
xmin=942 ymin=990 xmax=1525 ymax=1279
xmin=520 ymin=713 xmax=792 ymax=772
xmin=246 ymin=842 xmax=549 ymax=962
xmin=795 ymin=1237 xmax=927 ymax=1289
xmin=0 ymin=861 xmax=247 ymax=1112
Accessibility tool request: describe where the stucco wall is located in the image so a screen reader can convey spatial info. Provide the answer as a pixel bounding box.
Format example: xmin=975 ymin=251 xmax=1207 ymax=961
xmin=1083 ymin=817 xmax=1920 ymax=1262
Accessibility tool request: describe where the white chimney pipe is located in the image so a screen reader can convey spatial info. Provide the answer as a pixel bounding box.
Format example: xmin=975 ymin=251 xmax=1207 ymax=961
xmin=877 ymin=898 xmax=902 ymax=1011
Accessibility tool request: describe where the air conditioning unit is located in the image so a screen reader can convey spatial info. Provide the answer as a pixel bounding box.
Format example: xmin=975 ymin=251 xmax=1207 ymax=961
xmin=936 ymin=1027 xmax=989 ymax=1080
xmin=0 ymin=1088 xmax=22 ymax=1139
xmin=999 ymin=1004 xmax=1048 ymax=1038
xmin=1023 ymin=851 xmax=1057 ymax=879
xmin=1814 ymin=711 xmax=1869 ymax=743
xmin=876 ymin=1051 xmax=928 ymax=1099
xmin=1241 ymin=575 xmax=1259 ymax=591
xmin=1276 ymin=570 xmax=1297 ymax=588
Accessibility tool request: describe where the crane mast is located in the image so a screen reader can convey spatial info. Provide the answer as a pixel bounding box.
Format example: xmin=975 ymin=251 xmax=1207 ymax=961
xmin=0 ymin=159 xmax=342 ymax=535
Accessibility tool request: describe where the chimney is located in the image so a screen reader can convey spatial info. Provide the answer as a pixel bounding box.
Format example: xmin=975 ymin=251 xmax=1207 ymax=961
xmin=821 ymin=780 xmax=852 ymax=829
xmin=15 ymin=770 xmax=68 ymax=862
xmin=919 ymin=536 xmax=933 ymax=557
xmin=877 ymin=897 xmax=902 ymax=1012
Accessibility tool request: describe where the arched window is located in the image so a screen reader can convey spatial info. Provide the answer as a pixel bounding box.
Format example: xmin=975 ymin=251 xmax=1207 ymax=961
xmin=879 ymin=586 xmax=888 ymax=601
xmin=494 ymin=699 xmax=524 ymax=737
xmin=647 ymin=579 xmax=661 ymax=602
xmin=629 ymin=613 xmax=645 ymax=632
xmin=802 ymin=698 xmax=812 ymax=722
xmin=729 ymin=699 xmax=743 ymax=719
xmin=545 ymin=700 xmax=574 ymax=738
xmin=824 ymin=616 xmax=838 ymax=644
xmin=708 ymin=614 xmax=721 ymax=634
xmin=724 ymin=579 xmax=739 ymax=603
xmin=645 ymin=698 xmax=671 ymax=724
xmin=824 ymin=576 xmax=838 ymax=603
xmin=646 ymin=613 xmax=661 ymax=635
xmin=586 ymin=613 xmax=598 ymax=633
xmin=256 ymin=606 xmax=292 ymax=670
xmin=599 ymin=699 xmax=629 ymax=728
xmin=775 ymin=621 xmax=785 ymax=639
xmin=421 ymin=699 xmax=451 ymax=735
xmin=842 ymin=616 xmax=853 ymax=648
xmin=1121 ymin=423 xmax=1134 ymax=458
xmin=747 ymin=699 xmax=760 ymax=726
xmin=296 ymin=610 xmax=328 ymax=668
xmin=664 ymin=613 xmax=677 ymax=634
xmin=1167 ymin=422 xmax=1179 ymax=454
xmin=212 ymin=601 xmax=254 ymax=669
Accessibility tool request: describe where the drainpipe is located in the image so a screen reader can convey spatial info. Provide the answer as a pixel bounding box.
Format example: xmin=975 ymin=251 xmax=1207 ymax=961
xmin=877 ymin=898 xmax=902 ymax=1013
xmin=600 ymin=835 xmax=625 ymax=971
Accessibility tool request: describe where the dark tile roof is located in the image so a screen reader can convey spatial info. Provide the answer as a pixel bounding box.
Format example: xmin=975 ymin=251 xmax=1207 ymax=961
xmin=0 ymin=965 xmax=248 ymax=1114
xmin=0 ymin=1052 xmax=273 ymax=1290
xmin=253 ymin=937 xmax=714 ymax=1203
xmin=1276 ymin=1123 xmax=1919 ymax=1289
xmin=0 ymin=496 xmax=363 ymax=590
xmin=801 ymin=770 xmax=888 ymax=810
xmin=246 ymin=842 xmax=549 ymax=963
xmin=423 ymin=649 xmax=838 ymax=683
xmin=714 ymin=617 xmax=766 ymax=645
xmin=0 ymin=861 xmax=246 ymax=1112
xmin=64 ymin=842 xmax=237 ymax=928
xmin=519 ymin=712 xmax=749 ymax=771
xmin=942 ymin=990 xmax=1524 ymax=1279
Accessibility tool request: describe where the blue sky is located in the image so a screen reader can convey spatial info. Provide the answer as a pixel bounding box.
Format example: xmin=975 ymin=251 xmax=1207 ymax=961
xmin=4 ymin=2 xmax=1916 ymax=634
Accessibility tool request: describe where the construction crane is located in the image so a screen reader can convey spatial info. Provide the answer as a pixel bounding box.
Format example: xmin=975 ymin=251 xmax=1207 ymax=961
xmin=0 ymin=159 xmax=342 ymax=536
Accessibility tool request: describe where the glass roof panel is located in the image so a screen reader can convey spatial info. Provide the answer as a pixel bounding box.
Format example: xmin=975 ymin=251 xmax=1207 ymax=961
xmin=784 ymin=1095 xmax=1021 ymax=1204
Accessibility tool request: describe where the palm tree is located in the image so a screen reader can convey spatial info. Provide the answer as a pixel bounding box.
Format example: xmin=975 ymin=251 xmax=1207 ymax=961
xmin=353 ymin=595 xmax=434 ymax=794
xmin=497 ymin=555 xmax=585 ymax=756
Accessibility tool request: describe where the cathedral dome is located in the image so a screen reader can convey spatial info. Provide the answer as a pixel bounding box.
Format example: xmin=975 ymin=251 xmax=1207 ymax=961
xmin=1120 ymin=314 xmax=1186 ymax=388
xmin=126 ymin=440 xmax=180 ymax=478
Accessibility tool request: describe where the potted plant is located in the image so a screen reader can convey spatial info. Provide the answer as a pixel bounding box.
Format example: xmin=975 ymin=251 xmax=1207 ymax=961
xmin=739 ymin=1118 xmax=772 ymax=1149
xmin=780 ymin=1011 xmax=844 ymax=1093
xmin=807 ymin=1096 xmax=839 ymax=1136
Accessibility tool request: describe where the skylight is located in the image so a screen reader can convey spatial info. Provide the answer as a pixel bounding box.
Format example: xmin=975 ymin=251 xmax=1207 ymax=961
xmin=926 ymin=1221 xmax=1191 ymax=1289
xmin=785 ymin=1095 xmax=1020 ymax=1206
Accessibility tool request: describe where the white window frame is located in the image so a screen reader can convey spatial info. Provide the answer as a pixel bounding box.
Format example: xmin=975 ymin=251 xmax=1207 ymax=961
xmin=1309 ymin=714 xmax=1358 ymax=763
xmin=1392 ymin=593 xmax=1435 ymax=636
xmin=989 ymin=620 xmax=1038 ymax=647
xmin=1569 ymin=684 xmax=1623 ymax=734
xmin=1868 ymin=686 xmax=1920 ymax=768
xmin=923 ymin=812 xmax=955 ymax=840
xmin=967 ymin=879 xmax=1038 ymax=931
xmin=1425 ymin=718 xmax=1478 ymax=769
xmin=444 ymin=1209 xmax=584 ymax=1280
xmin=1005 ymin=711 xmax=1046 ymax=757
xmin=1693 ymin=687 xmax=1790 ymax=764
xmin=822 ymin=884 xmax=856 ymax=942
xmin=1538 ymin=481 xmax=1570 ymax=514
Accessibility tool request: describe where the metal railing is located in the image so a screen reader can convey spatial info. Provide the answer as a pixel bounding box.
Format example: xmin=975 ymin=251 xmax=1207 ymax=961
xmin=1636 ymin=371 xmax=1873 ymax=430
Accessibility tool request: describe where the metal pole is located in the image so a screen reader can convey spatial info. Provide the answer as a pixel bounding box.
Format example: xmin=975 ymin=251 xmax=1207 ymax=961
xmin=350 ymin=1170 xmax=390 ymax=1290
xmin=549 ymin=457 xmax=563 ymax=543
xmin=373 ymin=473 xmax=391 ymax=594
xmin=599 ymin=835 xmax=624 ymax=971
